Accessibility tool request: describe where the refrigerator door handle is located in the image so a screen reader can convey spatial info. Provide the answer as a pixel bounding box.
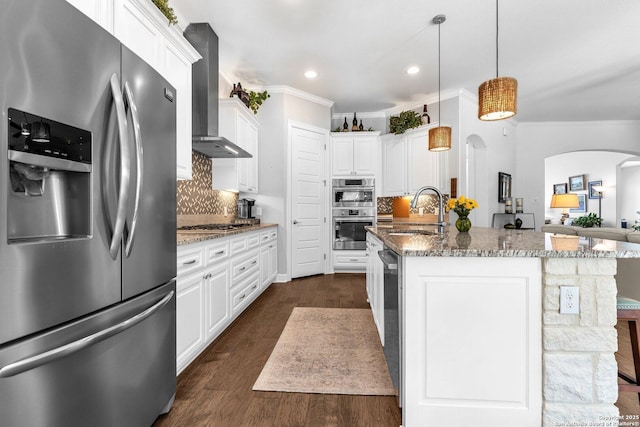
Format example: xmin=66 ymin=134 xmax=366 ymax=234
xmin=0 ymin=290 xmax=174 ymax=378
xmin=123 ymin=80 xmax=143 ymax=257
xmin=109 ymin=73 xmax=131 ymax=260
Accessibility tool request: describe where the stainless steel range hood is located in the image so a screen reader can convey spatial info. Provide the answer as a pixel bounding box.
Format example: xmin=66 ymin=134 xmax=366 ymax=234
xmin=184 ymin=23 xmax=252 ymax=159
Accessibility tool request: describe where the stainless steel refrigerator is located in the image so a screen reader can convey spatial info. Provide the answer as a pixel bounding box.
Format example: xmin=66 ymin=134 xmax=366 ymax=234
xmin=0 ymin=0 xmax=178 ymax=425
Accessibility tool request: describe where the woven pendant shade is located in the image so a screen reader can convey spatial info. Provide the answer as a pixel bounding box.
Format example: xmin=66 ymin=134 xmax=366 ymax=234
xmin=478 ymin=76 xmax=517 ymax=120
xmin=428 ymin=126 xmax=451 ymax=151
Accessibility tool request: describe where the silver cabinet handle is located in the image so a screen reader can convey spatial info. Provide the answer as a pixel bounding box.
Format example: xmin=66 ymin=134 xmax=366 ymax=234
xmin=182 ymin=259 xmax=197 ymax=265
xmin=269 ymin=245 xmax=273 ymax=248
xmin=124 ymin=80 xmax=143 ymax=258
xmin=108 ymin=73 xmax=131 ymax=260
xmin=263 ymin=236 xmax=269 ymax=240
xmin=214 ymin=250 xmax=224 ymax=255
xmin=204 ymin=273 xmax=212 ymax=279
xmin=239 ymin=294 xmax=246 ymax=300
xmin=349 ymin=259 xmax=358 ymax=262
xmin=0 ymin=290 xmax=174 ymax=378
xmin=251 ymin=260 xmax=257 ymax=265
xmin=252 ymin=285 xmax=257 ymax=290
xmin=239 ymin=267 xmax=246 ymax=271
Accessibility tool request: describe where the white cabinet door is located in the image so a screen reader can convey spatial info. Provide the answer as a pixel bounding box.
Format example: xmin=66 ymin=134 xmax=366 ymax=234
xmin=245 ymin=122 xmax=259 ymax=193
xmin=215 ymin=99 xmax=260 ymax=193
xmin=114 ymin=0 xmax=161 ymax=71
xmin=260 ymin=245 xmax=270 ymax=288
xmin=381 ymin=136 xmax=407 ymax=196
xmin=67 ymin=0 xmax=114 ymax=32
xmin=268 ymin=243 xmax=277 ymax=283
xmin=176 ymin=272 xmax=205 ymax=372
xmin=332 ymin=138 xmax=355 ymax=176
xmin=331 ymin=133 xmax=379 ymax=177
xmin=353 ymin=137 xmax=377 ymax=176
xmin=162 ymin=41 xmax=194 ymax=181
xmin=204 ymin=263 xmax=230 ymax=342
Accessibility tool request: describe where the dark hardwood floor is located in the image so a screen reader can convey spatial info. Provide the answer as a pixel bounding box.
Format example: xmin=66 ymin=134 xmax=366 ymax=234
xmin=153 ymin=273 xmax=402 ymax=427
xmin=616 ymin=320 xmax=640 ymax=417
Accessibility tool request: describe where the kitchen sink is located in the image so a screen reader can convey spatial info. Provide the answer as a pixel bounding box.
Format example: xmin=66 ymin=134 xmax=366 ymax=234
xmin=387 ymin=229 xmax=441 ymax=236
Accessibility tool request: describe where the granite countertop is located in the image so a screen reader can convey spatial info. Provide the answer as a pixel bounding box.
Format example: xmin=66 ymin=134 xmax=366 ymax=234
xmin=177 ymin=223 xmax=277 ymax=246
xmin=367 ymin=224 xmax=640 ymax=258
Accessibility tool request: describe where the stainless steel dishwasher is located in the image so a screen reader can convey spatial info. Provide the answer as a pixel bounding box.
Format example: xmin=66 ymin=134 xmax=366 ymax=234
xmin=379 ymin=246 xmax=402 ymax=407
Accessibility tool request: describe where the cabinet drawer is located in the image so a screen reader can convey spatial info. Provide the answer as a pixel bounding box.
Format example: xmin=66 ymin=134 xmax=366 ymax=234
xmin=230 ymin=249 xmax=259 ymax=285
xmin=260 ymin=228 xmax=277 ymax=244
xmin=334 ymin=251 xmax=368 ymax=269
xmin=205 ymin=240 xmax=230 ymax=264
xmin=230 ymin=235 xmax=248 ymax=256
xmin=247 ymin=232 xmax=260 ymax=249
xmin=177 ymin=246 xmax=205 ymax=277
xmin=231 ymin=271 xmax=260 ymax=315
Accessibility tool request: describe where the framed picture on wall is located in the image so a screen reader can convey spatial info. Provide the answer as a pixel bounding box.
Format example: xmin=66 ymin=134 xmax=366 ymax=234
xmin=569 ymin=194 xmax=587 ymax=213
xmin=553 ymin=183 xmax=568 ymax=194
xmin=498 ymin=172 xmax=512 ymax=203
xmin=568 ymin=174 xmax=586 ymax=191
xmin=588 ymin=180 xmax=603 ymax=199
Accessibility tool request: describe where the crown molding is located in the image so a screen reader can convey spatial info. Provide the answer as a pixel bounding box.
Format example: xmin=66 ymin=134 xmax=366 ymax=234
xmin=262 ymin=85 xmax=334 ymax=108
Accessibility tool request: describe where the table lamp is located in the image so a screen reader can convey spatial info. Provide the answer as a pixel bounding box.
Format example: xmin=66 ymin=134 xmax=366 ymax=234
xmin=550 ymin=193 xmax=579 ymax=224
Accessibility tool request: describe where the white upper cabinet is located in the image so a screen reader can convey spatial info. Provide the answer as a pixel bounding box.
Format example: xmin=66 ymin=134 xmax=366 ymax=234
xmin=66 ymin=0 xmax=114 ymax=32
xmin=67 ymin=0 xmax=200 ymax=180
xmin=381 ymin=125 xmax=448 ymax=197
xmin=213 ymin=98 xmax=260 ymax=193
xmin=330 ymin=132 xmax=379 ymax=177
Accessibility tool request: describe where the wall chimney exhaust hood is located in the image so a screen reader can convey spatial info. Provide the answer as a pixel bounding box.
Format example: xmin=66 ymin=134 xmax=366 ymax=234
xmin=184 ymin=23 xmax=252 ymax=159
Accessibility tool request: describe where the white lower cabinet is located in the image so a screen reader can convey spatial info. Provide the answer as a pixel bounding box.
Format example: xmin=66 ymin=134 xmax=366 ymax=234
xmin=176 ymin=271 xmax=205 ymax=372
xmin=333 ymin=249 xmax=367 ymax=271
xmin=176 ymin=226 xmax=278 ymax=374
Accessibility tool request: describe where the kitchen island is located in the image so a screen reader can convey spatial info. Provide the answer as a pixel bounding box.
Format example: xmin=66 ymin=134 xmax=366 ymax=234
xmin=367 ymin=224 xmax=640 ymax=427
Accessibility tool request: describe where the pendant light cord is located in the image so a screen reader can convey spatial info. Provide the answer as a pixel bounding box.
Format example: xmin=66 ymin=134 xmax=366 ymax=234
xmin=495 ymin=0 xmax=499 ymax=78
xmin=438 ymin=20 xmax=441 ymax=124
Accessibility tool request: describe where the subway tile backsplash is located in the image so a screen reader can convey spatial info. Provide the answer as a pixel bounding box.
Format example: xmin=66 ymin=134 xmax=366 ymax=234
xmin=176 ymin=152 xmax=238 ymax=215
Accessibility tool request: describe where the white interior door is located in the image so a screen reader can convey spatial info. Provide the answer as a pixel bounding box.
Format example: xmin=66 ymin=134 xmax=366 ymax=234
xmin=291 ymin=125 xmax=326 ymax=279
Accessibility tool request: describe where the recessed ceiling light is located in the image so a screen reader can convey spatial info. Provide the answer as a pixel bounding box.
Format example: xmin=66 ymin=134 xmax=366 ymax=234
xmin=406 ymin=66 xmax=420 ymax=75
xmin=304 ymin=70 xmax=318 ymax=79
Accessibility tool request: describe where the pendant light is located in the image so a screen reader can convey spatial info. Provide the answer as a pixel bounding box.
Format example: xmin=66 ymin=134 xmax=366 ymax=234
xmin=478 ymin=0 xmax=517 ymax=121
xmin=428 ymin=14 xmax=451 ymax=152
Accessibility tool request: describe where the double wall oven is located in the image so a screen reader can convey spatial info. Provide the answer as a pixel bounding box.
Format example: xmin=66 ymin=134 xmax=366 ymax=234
xmin=332 ymin=178 xmax=375 ymax=250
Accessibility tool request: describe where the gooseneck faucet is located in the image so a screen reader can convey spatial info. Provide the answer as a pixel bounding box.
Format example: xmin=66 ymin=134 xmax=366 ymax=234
xmin=411 ymin=186 xmax=446 ymax=228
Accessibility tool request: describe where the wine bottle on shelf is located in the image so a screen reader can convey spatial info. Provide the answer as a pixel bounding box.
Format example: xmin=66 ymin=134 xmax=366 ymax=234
xmin=343 ymin=117 xmax=349 ymax=131
xmin=352 ymin=112 xmax=358 ymax=131
xmin=359 ymin=120 xmax=364 ymax=131
xmin=230 ymin=83 xmax=237 ymax=98
xmin=422 ymin=104 xmax=431 ymax=124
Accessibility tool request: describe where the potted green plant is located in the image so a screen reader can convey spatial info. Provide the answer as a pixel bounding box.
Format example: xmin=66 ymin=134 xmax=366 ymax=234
xmin=152 ymin=0 xmax=178 ymax=25
xmin=248 ymin=90 xmax=270 ymax=114
xmin=389 ymin=110 xmax=422 ymax=134
xmin=572 ymin=212 xmax=602 ymax=228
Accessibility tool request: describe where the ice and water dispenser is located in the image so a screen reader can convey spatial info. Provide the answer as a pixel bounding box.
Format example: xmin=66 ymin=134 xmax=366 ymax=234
xmin=7 ymin=108 xmax=91 ymax=242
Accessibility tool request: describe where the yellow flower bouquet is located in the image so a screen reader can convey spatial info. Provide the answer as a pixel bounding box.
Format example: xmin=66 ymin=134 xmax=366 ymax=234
xmin=445 ymin=195 xmax=478 ymax=232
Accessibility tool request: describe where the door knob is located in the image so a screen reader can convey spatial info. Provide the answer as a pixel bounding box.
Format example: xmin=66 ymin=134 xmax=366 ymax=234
xmin=293 ymin=220 xmax=299 ymax=224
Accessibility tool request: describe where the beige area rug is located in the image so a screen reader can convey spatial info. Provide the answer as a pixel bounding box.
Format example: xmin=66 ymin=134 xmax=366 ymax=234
xmin=253 ymin=307 xmax=396 ymax=395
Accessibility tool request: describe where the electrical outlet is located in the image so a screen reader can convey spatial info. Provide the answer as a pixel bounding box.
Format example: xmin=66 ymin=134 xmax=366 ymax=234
xmin=419 ymin=207 xmax=424 ymax=216
xmin=224 ymin=206 xmax=228 ymax=217
xmin=560 ymin=286 xmax=579 ymax=314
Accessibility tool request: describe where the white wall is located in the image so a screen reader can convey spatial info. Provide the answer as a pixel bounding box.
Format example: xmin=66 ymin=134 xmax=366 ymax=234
xmin=620 ymin=163 xmax=640 ymax=227
xmin=457 ymin=91 xmax=518 ymax=227
xmin=544 ymin=151 xmax=631 ymax=227
xmin=516 ymin=121 xmax=640 ymax=230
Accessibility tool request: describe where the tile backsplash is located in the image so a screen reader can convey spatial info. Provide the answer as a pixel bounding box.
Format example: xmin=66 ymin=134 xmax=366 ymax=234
xmin=177 ymin=152 xmax=238 ymax=215
xmin=377 ymin=194 xmax=448 ymax=215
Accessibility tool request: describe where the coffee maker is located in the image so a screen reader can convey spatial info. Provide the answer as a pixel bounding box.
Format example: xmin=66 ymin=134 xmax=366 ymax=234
xmin=238 ymin=198 xmax=256 ymax=219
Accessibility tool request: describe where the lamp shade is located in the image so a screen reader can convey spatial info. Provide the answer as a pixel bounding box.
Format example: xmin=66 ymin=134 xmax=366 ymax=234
xmin=550 ymin=193 xmax=579 ymax=209
xmin=478 ymin=77 xmax=518 ymax=120
xmin=428 ymin=126 xmax=451 ymax=151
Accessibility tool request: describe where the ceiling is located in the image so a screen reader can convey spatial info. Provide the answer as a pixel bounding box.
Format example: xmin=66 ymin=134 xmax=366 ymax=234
xmin=172 ymin=0 xmax=640 ymax=122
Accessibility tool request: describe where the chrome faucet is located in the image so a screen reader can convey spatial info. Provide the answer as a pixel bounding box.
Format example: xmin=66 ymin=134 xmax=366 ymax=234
xmin=410 ymin=186 xmax=446 ymax=229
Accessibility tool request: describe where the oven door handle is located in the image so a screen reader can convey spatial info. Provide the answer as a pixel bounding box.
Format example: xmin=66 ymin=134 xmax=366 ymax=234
xmin=334 ymin=217 xmax=375 ymax=222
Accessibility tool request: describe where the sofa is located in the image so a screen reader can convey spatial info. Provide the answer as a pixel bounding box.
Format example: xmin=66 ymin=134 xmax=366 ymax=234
xmin=541 ymin=224 xmax=640 ymax=300
xmin=541 ymin=224 xmax=640 ymax=244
